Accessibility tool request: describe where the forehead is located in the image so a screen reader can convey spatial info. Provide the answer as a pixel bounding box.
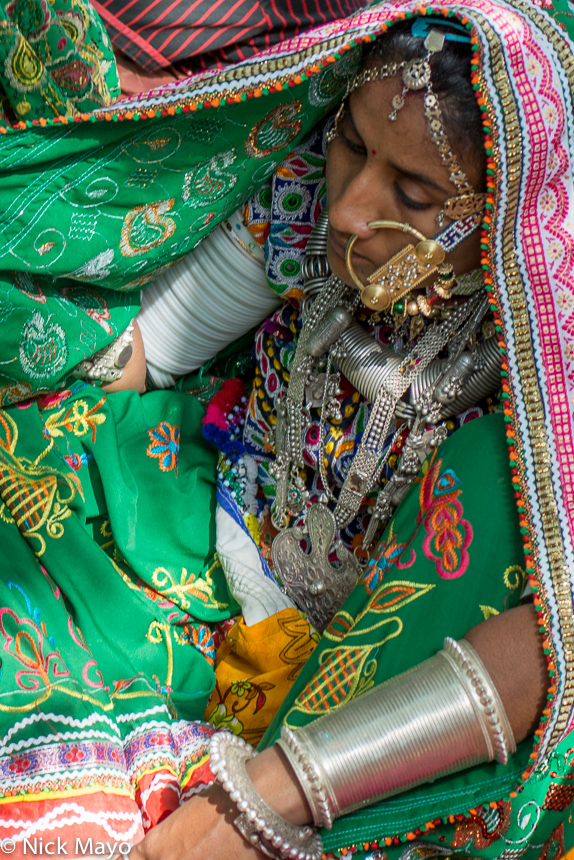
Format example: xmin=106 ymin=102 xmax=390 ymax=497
xmin=347 ymin=77 xmax=446 ymax=166
xmin=346 ymin=74 xmax=484 ymax=191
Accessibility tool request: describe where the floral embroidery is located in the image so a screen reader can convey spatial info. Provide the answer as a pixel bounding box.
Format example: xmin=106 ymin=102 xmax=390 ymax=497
xmin=0 ymin=601 xmax=107 ymax=711
xmin=151 ymin=565 xmax=226 ymax=610
xmin=230 ymin=680 xmax=251 ymax=697
xmin=181 ymin=623 xmax=216 ymax=668
xmin=206 ymin=677 xmax=274 ymax=743
xmin=419 ymin=459 xmax=473 ymax=579
xmin=360 ymin=527 xmax=407 ymax=594
xmin=44 ymin=397 xmax=106 ymax=442
xmin=0 ymin=606 xmax=69 ymax=694
xmin=206 ymin=702 xmax=244 ymax=735
xmin=146 ymin=422 xmax=179 ymax=474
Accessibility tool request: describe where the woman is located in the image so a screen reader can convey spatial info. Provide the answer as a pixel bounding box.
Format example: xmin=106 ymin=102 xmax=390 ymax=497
xmin=0 ymin=0 xmax=572 ymax=858
xmin=122 ymin=6 xmax=571 ymax=858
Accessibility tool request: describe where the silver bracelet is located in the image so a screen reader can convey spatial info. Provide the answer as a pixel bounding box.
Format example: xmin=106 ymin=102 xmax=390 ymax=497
xmin=277 ymin=636 xmax=516 ymax=821
xmin=442 ymin=637 xmax=515 ymax=766
xmin=276 ymin=729 xmax=333 ymax=830
xmin=209 ymin=732 xmax=323 ymax=860
xmin=73 ymin=323 xmax=134 ymax=385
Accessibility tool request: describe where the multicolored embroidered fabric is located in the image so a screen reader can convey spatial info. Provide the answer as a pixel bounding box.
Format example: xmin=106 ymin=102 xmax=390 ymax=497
xmin=0 ymin=0 xmax=119 ymax=122
xmin=0 ymin=51 xmax=358 ymax=403
xmin=0 ymin=380 xmax=239 ymax=849
xmin=245 ymin=116 xmax=330 ymax=299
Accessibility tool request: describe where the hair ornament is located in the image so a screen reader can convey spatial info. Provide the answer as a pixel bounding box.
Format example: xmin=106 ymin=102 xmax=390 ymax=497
xmin=410 ymin=16 xmax=472 ymax=43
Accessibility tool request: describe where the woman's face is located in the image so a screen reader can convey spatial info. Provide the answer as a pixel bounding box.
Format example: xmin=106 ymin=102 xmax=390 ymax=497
xmin=325 ymin=73 xmax=484 ymax=289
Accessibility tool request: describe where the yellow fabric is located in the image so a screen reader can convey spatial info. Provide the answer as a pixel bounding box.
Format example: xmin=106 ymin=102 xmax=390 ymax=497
xmin=205 ymin=608 xmax=319 ymax=745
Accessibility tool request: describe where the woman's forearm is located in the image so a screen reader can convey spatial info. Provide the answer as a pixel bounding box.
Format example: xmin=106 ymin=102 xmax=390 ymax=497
xmin=129 ymin=603 xmax=549 ymax=860
xmin=244 ymin=603 xmax=549 ymax=824
xmin=464 ymin=602 xmax=548 ymax=743
xmin=245 ymin=745 xmax=312 ymax=825
xmin=101 ymin=319 xmax=147 ymax=393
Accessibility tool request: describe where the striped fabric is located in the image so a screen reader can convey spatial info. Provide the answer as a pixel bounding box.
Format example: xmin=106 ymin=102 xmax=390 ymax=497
xmin=93 ymin=0 xmax=366 ymax=72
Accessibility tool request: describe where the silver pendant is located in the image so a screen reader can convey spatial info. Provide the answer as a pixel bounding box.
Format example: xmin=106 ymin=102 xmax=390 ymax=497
xmin=272 ymin=503 xmax=360 ymax=632
xmin=304 ymin=373 xmax=327 ymax=409
xmin=363 ymin=420 xmax=448 ymax=547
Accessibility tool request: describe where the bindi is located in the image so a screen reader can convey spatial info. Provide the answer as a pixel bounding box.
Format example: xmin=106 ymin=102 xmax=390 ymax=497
xmin=371 ymin=149 xmax=377 ymax=155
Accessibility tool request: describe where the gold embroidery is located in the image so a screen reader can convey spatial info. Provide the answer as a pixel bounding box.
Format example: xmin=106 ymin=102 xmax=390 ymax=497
xmin=0 ymin=408 xmax=82 ymax=556
xmin=284 ymin=622 xmax=401 ymax=727
xmin=147 ymin=620 xmax=175 ymax=688
xmin=503 ymin=564 xmax=527 ymax=593
xmin=152 ymin=560 xmax=227 ymax=611
xmin=475 ymin=5 xmax=574 ymax=750
xmin=119 ymin=199 xmax=177 ymax=257
xmin=480 ymin=605 xmax=500 ymax=620
xmin=44 ymin=396 xmax=106 ymax=441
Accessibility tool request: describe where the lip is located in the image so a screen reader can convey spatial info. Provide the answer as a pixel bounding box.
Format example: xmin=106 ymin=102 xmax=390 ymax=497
xmin=329 ymin=230 xmax=371 ymax=267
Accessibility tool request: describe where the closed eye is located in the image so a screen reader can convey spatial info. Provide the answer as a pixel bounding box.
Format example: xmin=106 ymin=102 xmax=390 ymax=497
xmin=338 ymin=131 xmax=366 ymax=157
xmin=394 ymin=182 xmax=432 ymax=211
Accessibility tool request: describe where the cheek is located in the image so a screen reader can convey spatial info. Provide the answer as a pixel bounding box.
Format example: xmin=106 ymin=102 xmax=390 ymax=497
xmin=324 ymin=147 xmax=345 ymax=207
xmin=448 ymin=232 xmax=482 ymax=276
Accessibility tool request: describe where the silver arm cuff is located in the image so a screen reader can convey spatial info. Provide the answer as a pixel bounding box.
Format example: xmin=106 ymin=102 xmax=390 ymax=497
xmin=73 ymin=323 xmax=134 ymax=385
xmin=276 ymin=637 xmax=515 ymax=821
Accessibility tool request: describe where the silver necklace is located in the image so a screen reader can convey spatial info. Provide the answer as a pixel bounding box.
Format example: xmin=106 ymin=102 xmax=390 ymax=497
xmin=270 ymin=214 xmax=493 ymax=631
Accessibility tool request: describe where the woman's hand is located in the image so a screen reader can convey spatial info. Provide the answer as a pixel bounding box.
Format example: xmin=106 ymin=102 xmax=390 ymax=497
xmin=128 ymin=603 xmax=548 ymax=860
xmin=128 ymin=746 xmax=312 ymax=860
xmin=128 ymin=784 xmax=264 ymax=860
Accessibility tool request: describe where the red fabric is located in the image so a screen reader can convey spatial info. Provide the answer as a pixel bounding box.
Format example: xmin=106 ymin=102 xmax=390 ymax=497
xmin=2 ymin=740 xmax=216 ymax=856
xmin=93 ymin=0 xmax=365 ymax=72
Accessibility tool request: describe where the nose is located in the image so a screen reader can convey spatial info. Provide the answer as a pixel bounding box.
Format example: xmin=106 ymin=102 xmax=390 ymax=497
xmin=328 ymin=163 xmax=382 ymax=241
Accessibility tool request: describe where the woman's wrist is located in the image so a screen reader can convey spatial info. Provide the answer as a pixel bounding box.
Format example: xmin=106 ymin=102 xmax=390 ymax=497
xmin=210 ymin=734 xmax=320 ymax=860
xmin=246 ymin=746 xmax=313 ymax=827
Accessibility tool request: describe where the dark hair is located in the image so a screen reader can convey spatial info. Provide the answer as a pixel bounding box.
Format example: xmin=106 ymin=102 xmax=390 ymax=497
xmin=364 ymin=19 xmax=485 ymax=175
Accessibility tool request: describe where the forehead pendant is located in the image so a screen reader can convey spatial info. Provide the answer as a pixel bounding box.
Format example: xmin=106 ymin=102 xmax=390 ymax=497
xmin=389 ymin=57 xmax=432 ymax=120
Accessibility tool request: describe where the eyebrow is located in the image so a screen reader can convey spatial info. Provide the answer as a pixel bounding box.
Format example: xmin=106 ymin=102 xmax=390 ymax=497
xmin=345 ymin=100 xmax=450 ymax=196
xmin=388 ymin=162 xmax=450 ymax=195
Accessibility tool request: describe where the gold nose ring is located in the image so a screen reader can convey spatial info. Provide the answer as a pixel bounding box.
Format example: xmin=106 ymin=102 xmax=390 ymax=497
xmin=345 ymin=220 xmax=446 ymax=311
